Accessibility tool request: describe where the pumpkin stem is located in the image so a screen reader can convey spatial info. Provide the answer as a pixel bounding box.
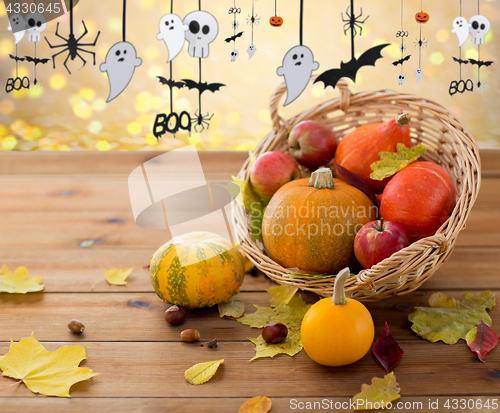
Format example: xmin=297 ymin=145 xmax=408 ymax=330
xmin=333 ymin=267 xmax=350 ymax=305
xmin=396 ymin=113 xmax=411 ymax=127
xmin=308 ymin=168 xmax=335 ymax=189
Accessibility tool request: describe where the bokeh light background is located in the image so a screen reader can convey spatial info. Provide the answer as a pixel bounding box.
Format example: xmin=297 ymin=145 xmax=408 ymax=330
xmin=0 ymin=0 xmax=498 ymax=151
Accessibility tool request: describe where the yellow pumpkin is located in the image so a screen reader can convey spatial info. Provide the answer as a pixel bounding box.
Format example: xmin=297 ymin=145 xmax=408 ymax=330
xmin=150 ymin=232 xmax=245 ymax=309
xmin=301 ymin=268 xmax=374 ymax=366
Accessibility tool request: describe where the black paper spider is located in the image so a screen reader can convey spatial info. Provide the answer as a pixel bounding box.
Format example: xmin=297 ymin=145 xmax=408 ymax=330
xmin=45 ymin=21 xmax=100 ymax=74
xmin=192 ymin=110 xmax=214 ymax=133
xmin=414 ymin=37 xmax=427 ymax=48
xmin=341 ymin=6 xmax=369 ymax=37
xmin=247 ymin=13 xmax=260 ymax=25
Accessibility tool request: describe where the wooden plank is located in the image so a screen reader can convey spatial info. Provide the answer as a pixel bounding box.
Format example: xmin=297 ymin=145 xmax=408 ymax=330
xmin=1 ymin=397 xmax=497 ymax=413
xmin=0 ymin=340 xmax=498 ymax=398
xmin=0 ymin=290 xmax=497 ymax=342
xmin=481 ymin=149 xmax=500 ymax=177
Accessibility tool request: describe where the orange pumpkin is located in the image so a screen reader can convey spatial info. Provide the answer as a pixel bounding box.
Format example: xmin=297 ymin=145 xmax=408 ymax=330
xmin=270 ymin=16 xmax=284 ymax=27
xmin=415 ymin=12 xmax=429 ymax=23
xmin=262 ymin=168 xmax=377 ymax=274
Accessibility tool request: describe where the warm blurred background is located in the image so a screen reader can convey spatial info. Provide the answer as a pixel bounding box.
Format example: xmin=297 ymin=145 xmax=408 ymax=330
xmin=0 ymin=0 xmax=498 ymax=151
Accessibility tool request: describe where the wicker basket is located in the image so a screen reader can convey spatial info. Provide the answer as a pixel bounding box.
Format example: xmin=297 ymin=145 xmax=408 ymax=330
xmin=232 ymin=78 xmax=481 ymax=301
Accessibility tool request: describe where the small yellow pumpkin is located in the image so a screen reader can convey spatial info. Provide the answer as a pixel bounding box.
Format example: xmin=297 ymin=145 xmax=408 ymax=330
xmin=301 ymin=268 xmax=374 ymax=366
xmin=150 ymin=232 xmax=245 ymax=309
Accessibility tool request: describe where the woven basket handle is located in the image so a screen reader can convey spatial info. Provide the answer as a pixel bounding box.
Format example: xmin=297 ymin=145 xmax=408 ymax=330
xmin=269 ymin=76 xmax=353 ymax=132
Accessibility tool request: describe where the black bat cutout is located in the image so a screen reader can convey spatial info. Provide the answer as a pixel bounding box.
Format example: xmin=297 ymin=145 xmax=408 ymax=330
xmin=314 ymin=44 xmax=390 ymax=90
xmin=24 ymin=56 xmax=50 ymax=66
xmin=392 ymin=55 xmax=411 ymax=67
xmin=224 ymin=31 xmax=244 ymax=43
xmin=468 ymin=58 xmax=494 ymax=68
xmin=181 ymin=79 xmax=226 ymax=95
xmin=157 ymin=76 xmax=185 ymax=89
xmin=9 ymin=54 xmax=25 ymax=62
xmin=452 ymin=57 xmax=469 ymax=65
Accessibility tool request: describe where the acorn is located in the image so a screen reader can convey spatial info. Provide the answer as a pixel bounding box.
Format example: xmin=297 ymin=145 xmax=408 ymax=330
xmin=181 ymin=329 xmax=200 ymax=343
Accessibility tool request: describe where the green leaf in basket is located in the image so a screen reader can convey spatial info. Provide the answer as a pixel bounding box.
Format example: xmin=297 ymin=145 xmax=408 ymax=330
xmin=287 ymin=269 xmax=356 ymax=280
xmin=370 ymin=143 xmax=427 ymax=181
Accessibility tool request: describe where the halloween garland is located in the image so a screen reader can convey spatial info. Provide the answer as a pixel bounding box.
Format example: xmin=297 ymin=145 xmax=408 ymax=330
xmin=246 ymin=0 xmax=259 ymax=60
xmin=225 ymin=0 xmax=243 ymax=62
xmin=100 ymin=0 xmax=142 ymax=103
xmin=450 ymin=0 xmax=474 ymax=95
xmin=414 ymin=0 xmax=429 ymax=83
xmin=277 ymin=0 xmax=319 ymax=106
xmin=270 ymin=0 xmax=283 ymax=27
xmin=468 ymin=0 xmax=493 ymax=91
xmin=315 ymin=0 xmax=389 ymax=91
xmin=393 ymin=0 xmax=411 ymax=85
xmin=6 ymin=14 xmax=29 ymax=92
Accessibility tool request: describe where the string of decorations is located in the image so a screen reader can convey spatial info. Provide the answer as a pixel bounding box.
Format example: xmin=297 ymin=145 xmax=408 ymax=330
xmin=450 ymin=0 xmax=474 ymax=95
xmin=225 ymin=0 xmax=243 ymax=62
xmin=269 ymin=0 xmax=283 ymax=27
xmin=246 ymin=0 xmax=259 ymax=59
xmin=393 ymin=0 xmax=411 ymax=86
xmin=469 ymin=0 xmax=493 ymax=91
xmin=414 ymin=0 xmax=429 ymax=83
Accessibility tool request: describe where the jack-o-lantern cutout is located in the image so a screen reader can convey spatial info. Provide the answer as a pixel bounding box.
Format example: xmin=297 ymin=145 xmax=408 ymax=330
xmin=415 ymin=12 xmax=429 ymax=24
xmin=270 ymin=16 xmax=283 ymax=27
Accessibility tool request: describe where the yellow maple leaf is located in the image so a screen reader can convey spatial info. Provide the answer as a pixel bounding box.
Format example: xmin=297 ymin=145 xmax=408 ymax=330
xmin=267 ymin=284 xmax=298 ymax=307
xmin=219 ymin=298 xmax=245 ymax=318
xmin=239 ymin=396 xmax=272 ymax=413
xmin=370 ymin=143 xmax=427 ymax=181
xmin=0 ymin=266 xmax=44 ymax=294
xmin=184 ymin=359 xmax=224 ymax=385
xmin=0 ymin=333 xmax=99 ymax=397
xmin=104 ymin=267 xmax=133 ymax=286
xmin=353 ymin=372 xmax=401 ymax=411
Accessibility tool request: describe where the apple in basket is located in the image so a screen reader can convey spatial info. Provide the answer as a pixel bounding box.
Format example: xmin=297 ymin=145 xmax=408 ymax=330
xmin=250 ymin=151 xmax=301 ymax=201
xmin=354 ymin=219 xmax=410 ymax=269
xmin=288 ymin=120 xmax=338 ymax=170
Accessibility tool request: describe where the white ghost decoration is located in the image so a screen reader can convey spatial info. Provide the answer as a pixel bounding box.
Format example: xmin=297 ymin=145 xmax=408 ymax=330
xmin=183 ymin=11 xmax=219 ymax=58
xmin=25 ymin=12 xmax=47 ymax=43
xmin=277 ymin=45 xmax=319 ymax=106
xmin=100 ymin=42 xmax=142 ymax=103
xmin=230 ymin=49 xmax=239 ymax=62
xmin=414 ymin=68 xmax=424 ymax=83
xmin=468 ymin=15 xmax=491 ymax=45
xmin=398 ymin=73 xmax=406 ymax=86
xmin=451 ymin=17 xmax=470 ymax=47
xmin=247 ymin=44 xmax=256 ymax=59
xmin=157 ymin=14 xmax=188 ymax=63
xmin=8 ymin=14 xmax=26 ymax=45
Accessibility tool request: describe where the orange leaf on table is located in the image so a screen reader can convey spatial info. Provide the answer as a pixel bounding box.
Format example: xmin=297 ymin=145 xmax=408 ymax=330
xmin=466 ymin=321 xmax=499 ymax=362
xmin=239 ymin=396 xmax=272 ymax=413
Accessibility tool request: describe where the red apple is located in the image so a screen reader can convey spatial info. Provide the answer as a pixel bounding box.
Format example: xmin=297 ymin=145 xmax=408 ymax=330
xmin=288 ymin=120 xmax=338 ymax=170
xmin=250 ymin=151 xmax=301 ymax=201
xmin=354 ymin=219 xmax=410 ymax=269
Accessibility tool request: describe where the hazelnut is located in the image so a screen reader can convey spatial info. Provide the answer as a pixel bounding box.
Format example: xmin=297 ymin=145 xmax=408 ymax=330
xmin=68 ymin=319 xmax=85 ymax=334
xmin=262 ymin=323 xmax=288 ymax=344
xmin=164 ymin=305 xmax=186 ymax=326
xmin=181 ymin=329 xmax=200 ymax=343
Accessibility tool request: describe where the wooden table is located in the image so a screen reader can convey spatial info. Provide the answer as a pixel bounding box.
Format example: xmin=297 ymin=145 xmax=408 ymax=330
xmin=0 ymin=151 xmax=499 ymax=412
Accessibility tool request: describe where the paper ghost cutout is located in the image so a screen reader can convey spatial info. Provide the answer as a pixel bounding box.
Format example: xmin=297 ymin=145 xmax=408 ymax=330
xmin=247 ymin=44 xmax=256 ymax=59
xmin=157 ymin=13 xmax=188 ymax=63
xmin=414 ymin=67 xmax=424 ymax=83
xmin=452 ymin=17 xmax=470 ymax=47
xmin=100 ymin=42 xmax=142 ymax=102
xmin=277 ymin=45 xmax=319 ymax=106
xmin=8 ymin=14 xmax=25 ymax=44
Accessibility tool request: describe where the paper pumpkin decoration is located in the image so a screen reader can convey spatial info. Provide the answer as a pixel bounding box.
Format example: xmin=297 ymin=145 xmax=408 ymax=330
xmin=415 ymin=12 xmax=429 ymax=24
xmin=270 ymin=16 xmax=283 ymax=27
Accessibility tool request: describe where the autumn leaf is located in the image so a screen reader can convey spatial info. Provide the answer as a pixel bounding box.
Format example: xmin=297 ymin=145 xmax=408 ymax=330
xmin=184 ymin=359 xmax=224 ymax=385
xmin=232 ymin=176 xmax=267 ymax=241
xmin=238 ymin=295 xmax=311 ymax=360
xmin=334 ymin=163 xmax=379 ymax=207
xmin=372 ymin=322 xmax=404 ymax=373
xmin=267 ymin=284 xmax=298 ymax=307
xmin=239 ymin=396 xmax=272 ymax=413
xmin=408 ymin=291 xmax=495 ymax=344
xmin=353 ymin=372 xmax=401 ymax=411
xmin=219 ymin=298 xmax=245 ymax=318
xmin=105 ymin=267 xmax=133 ymax=286
xmin=0 ymin=266 xmax=44 ymax=294
xmin=466 ymin=321 xmax=499 ymax=362
xmin=0 ymin=333 xmax=99 ymax=397
xmin=370 ymin=143 xmax=427 ymax=181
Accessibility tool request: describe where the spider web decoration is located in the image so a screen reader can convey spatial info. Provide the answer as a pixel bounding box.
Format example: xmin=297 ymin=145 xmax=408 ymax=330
xmin=225 ymin=0 xmax=243 ymax=62
xmin=270 ymin=0 xmax=284 ymax=28
xmin=100 ymin=0 xmax=142 ymax=103
xmin=6 ymin=14 xmax=29 ymax=93
xmin=45 ymin=0 xmax=100 ymax=74
xmin=392 ymin=0 xmax=411 ymax=86
xmin=276 ymin=0 xmax=319 ymax=106
xmin=314 ymin=0 xmax=390 ymax=91
xmin=414 ymin=0 xmax=429 ymax=83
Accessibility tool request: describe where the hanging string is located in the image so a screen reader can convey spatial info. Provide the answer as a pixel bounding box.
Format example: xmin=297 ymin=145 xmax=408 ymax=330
xmin=419 ymin=25 xmax=422 ymax=67
xmin=198 ymin=58 xmax=202 ymax=114
xmin=459 ymin=0 xmax=463 ymax=80
xmin=401 ymin=0 xmax=404 ymax=31
xmin=70 ymin=0 xmax=74 ymax=36
xmin=299 ymin=0 xmax=304 ymax=46
xmin=460 ymin=0 xmax=462 ymax=16
xmin=420 ymin=0 xmax=423 ymax=12
xmin=251 ymin=0 xmax=254 ymax=44
xmin=199 ymin=0 xmax=201 ymax=11
xmin=15 ymin=45 xmax=18 ymax=78
xmin=350 ymin=0 xmax=355 ymax=58
xmin=275 ymin=0 xmax=277 ymax=17
xmin=171 ymin=0 xmax=173 ymax=13
xmin=34 ymin=42 xmax=37 ymax=84
xmin=122 ymin=0 xmax=126 ymax=42
xmin=400 ymin=0 xmax=405 ymax=74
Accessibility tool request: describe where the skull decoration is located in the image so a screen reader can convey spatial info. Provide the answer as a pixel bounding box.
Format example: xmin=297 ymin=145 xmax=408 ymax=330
xmin=25 ymin=12 xmax=47 ymax=43
xmin=183 ymin=11 xmax=219 ymax=58
xmin=398 ymin=73 xmax=406 ymax=86
xmin=230 ymin=49 xmax=239 ymax=62
xmin=468 ymin=15 xmax=490 ymax=45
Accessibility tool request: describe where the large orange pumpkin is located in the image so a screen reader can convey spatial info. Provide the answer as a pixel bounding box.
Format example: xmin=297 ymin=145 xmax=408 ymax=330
xmin=262 ymin=168 xmax=377 ymax=274
xmin=150 ymin=232 xmax=245 ymax=309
